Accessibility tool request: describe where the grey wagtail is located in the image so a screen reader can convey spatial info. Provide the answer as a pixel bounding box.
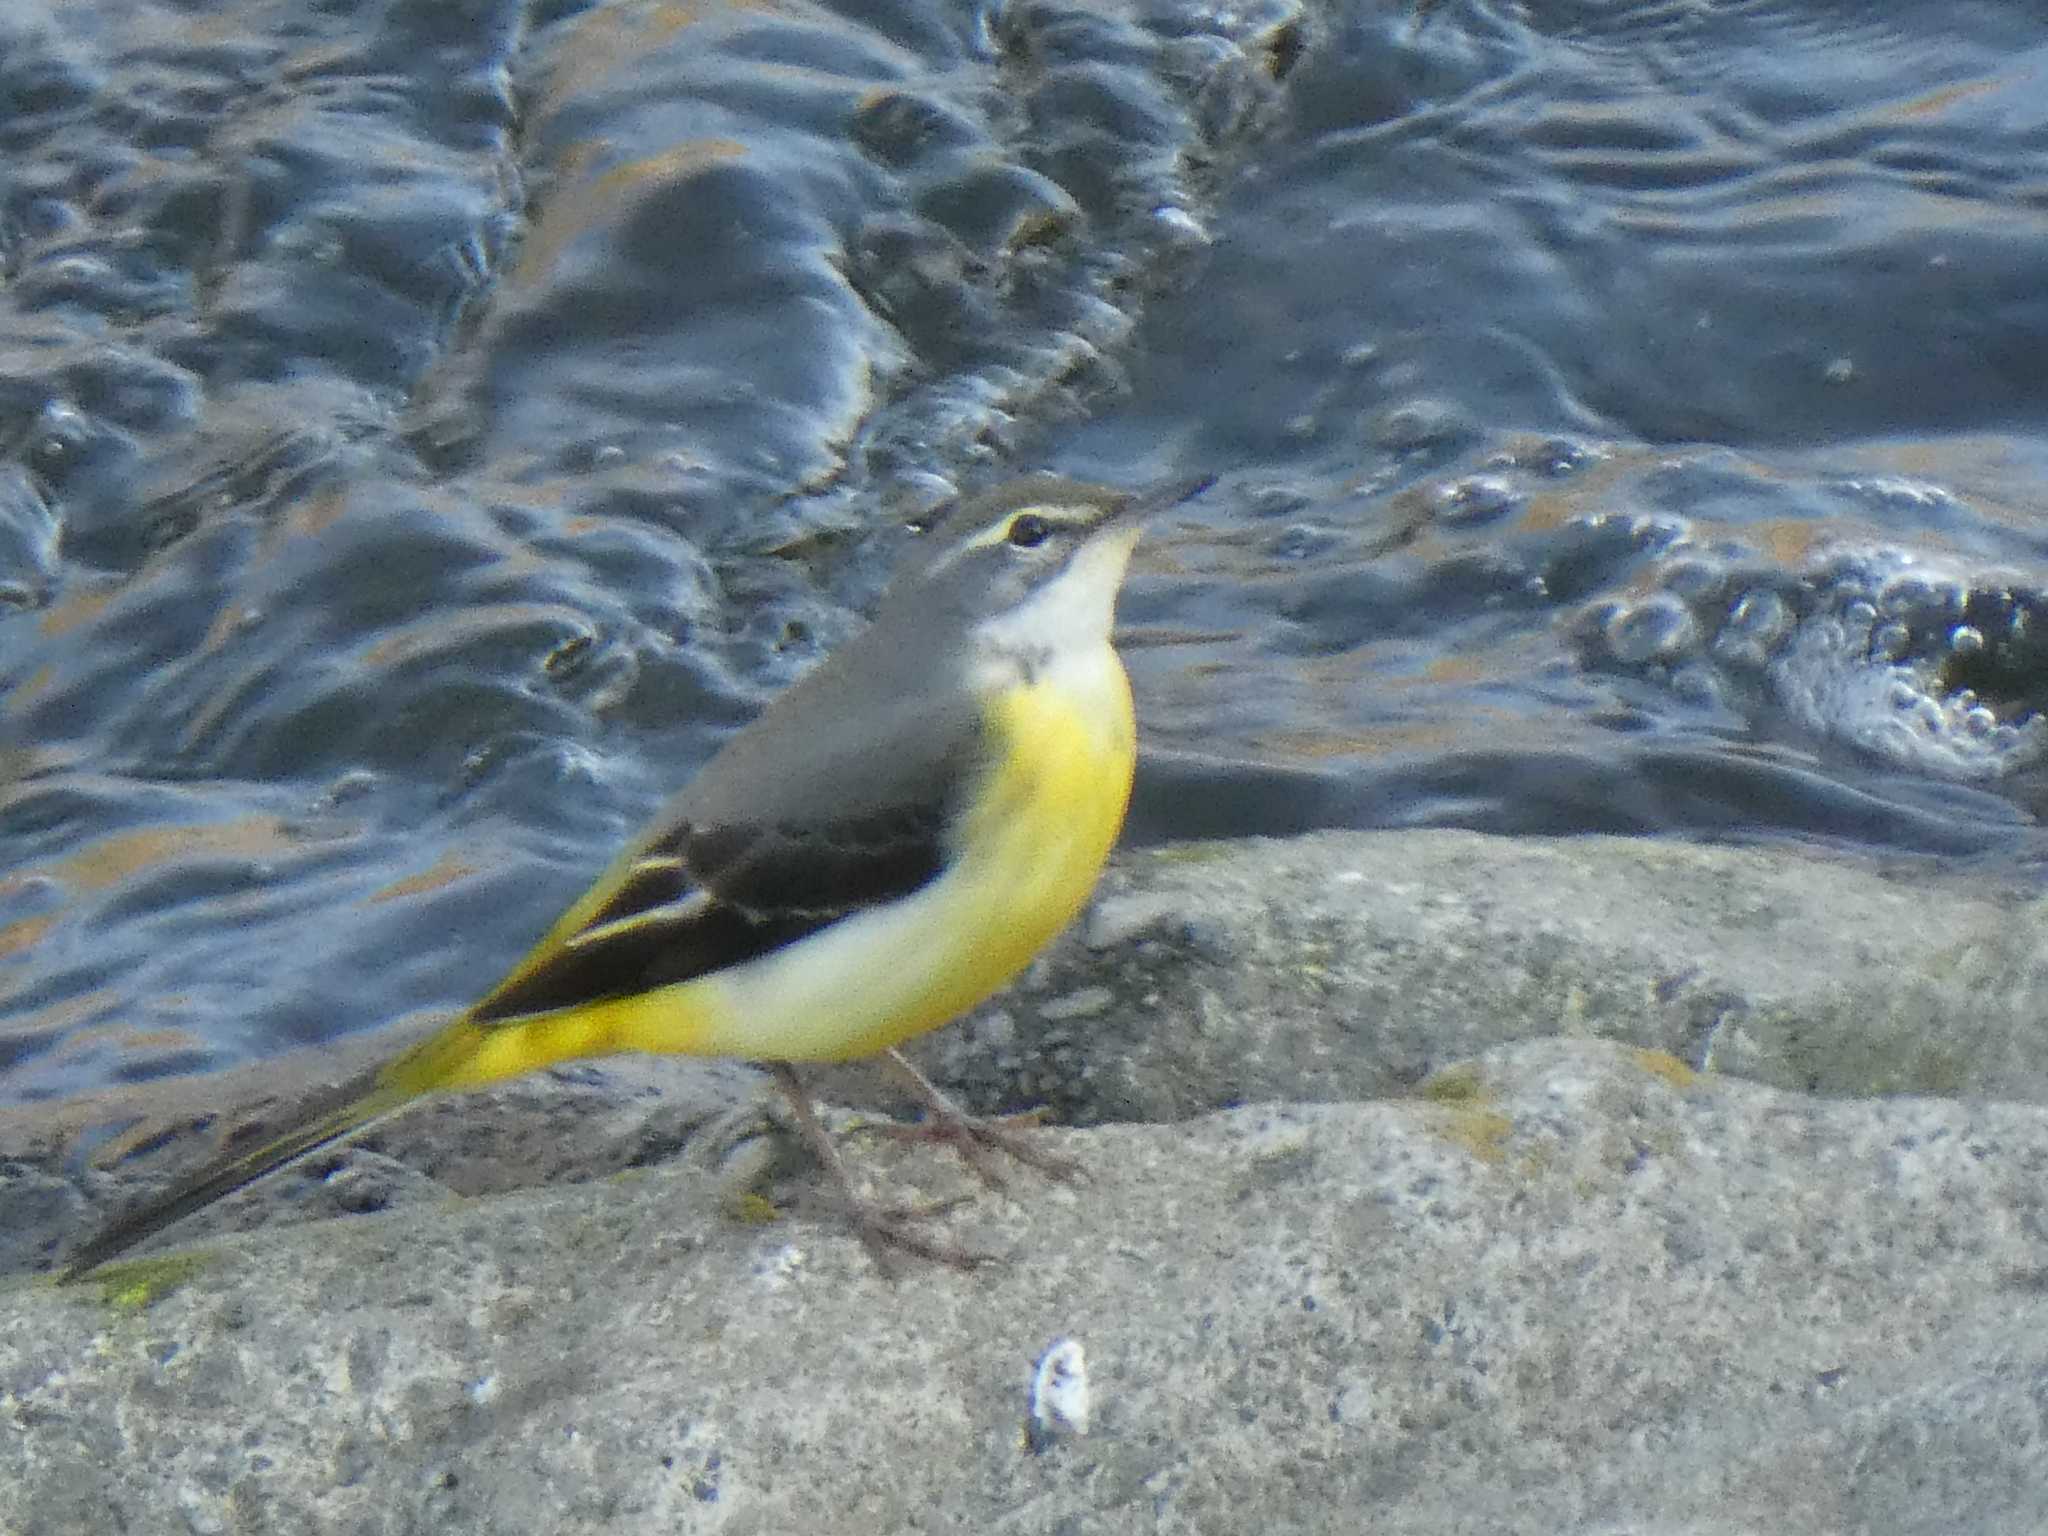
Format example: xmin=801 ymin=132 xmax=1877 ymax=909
xmin=61 ymin=472 xmax=1210 ymax=1279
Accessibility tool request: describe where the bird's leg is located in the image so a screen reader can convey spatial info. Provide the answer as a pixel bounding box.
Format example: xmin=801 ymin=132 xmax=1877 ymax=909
xmin=869 ymin=1048 xmax=1083 ymax=1189
xmin=766 ymin=1063 xmax=994 ymax=1274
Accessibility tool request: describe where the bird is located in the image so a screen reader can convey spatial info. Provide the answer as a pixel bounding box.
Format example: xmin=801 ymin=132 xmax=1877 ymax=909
xmin=60 ymin=472 xmax=1210 ymax=1280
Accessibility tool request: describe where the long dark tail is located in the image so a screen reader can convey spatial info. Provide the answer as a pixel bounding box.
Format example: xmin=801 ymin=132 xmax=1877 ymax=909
xmin=57 ymin=1066 xmax=407 ymax=1281
xmin=58 ymin=1018 xmax=491 ymax=1282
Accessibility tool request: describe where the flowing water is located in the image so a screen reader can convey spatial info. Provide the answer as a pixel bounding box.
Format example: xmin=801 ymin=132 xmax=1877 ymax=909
xmin=3 ymin=0 xmax=2046 ymax=1104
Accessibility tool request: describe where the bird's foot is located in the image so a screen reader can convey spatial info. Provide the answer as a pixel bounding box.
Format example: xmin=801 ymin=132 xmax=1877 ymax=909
xmin=866 ymin=1101 xmax=1082 ymax=1190
xmin=867 ymin=1049 xmax=1083 ymax=1190
xmin=767 ymin=1063 xmax=997 ymax=1275
xmin=839 ymin=1192 xmax=996 ymax=1276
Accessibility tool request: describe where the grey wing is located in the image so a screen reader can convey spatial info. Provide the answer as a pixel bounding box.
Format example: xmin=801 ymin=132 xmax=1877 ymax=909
xmin=468 ymin=679 xmax=989 ymax=1026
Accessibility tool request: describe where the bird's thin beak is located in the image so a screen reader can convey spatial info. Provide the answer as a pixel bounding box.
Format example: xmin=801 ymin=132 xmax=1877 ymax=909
xmin=1126 ymin=472 xmax=1217 ymax=524
xmin=1089 ymin=472 xmax=1214 ymax=554
xmin=1090 ymin=472 xmax=1215 ymax=546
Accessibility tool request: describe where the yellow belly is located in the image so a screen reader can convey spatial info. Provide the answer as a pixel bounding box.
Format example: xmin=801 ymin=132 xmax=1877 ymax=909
xmin=440 ymin=649 xmax=1137 ymax=1075
xmin=694 ymin=652 xmax=1135 ymax=1060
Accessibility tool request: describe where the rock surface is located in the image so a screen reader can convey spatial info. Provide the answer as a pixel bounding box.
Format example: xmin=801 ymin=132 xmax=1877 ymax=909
xmin=4 ymin=830 xmax=2047 ymax=1533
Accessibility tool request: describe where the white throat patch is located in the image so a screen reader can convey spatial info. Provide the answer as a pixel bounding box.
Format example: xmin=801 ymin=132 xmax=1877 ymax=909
xmin=970 ymin=527 xmax=1140 ymax=682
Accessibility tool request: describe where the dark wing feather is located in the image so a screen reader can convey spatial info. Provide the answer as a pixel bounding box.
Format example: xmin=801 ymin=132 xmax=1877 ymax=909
xmin=468 ymin=657 xmax=988 ymax=1026
xmin=468 ymin=807 xmax=950 ymax=1025
xmin=681 ymin=804 xmax=951 ymax=918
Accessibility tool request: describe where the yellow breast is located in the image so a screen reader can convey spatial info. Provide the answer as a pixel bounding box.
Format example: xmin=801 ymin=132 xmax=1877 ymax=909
xmin=667 ymin=644 xmax=1137 ymax=1062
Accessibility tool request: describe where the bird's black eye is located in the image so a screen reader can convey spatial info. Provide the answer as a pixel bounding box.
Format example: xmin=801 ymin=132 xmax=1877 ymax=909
xmin=1007 ymin=512 xmax=1052 ymax=549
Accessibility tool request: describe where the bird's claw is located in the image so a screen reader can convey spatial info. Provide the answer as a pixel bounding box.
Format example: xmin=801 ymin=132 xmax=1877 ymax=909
xmin=861 ymin=1105 xmax=1082 ymax=1191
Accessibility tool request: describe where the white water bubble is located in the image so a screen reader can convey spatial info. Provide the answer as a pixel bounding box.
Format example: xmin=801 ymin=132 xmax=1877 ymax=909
xmin=1870 ymin=621 xmax=1911 ymax=662
xmin=1723 ymin=588 xmax=1791 ymax=648
xmin=1606 ymin=596 xmax=1699 ymax=665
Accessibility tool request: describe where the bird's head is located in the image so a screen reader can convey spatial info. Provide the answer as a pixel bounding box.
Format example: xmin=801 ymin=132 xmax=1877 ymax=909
xmin=886 ymin=474 xmax=1210 ymax=659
